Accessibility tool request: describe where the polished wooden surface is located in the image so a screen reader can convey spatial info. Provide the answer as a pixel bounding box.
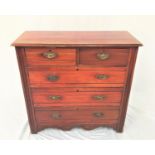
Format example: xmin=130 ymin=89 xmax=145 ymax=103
xmin=79 ymin=48 xmax=130 ymax=67
xmin=16 ymin=48 xmax=37 ymax=133
xmin=12 ymin=31 xmax=142 ymax=47
xmin=32 ymin=89 xmax=122 ymax=105
xmin=25 ymin=48 xmax=76 ymax=66
xmin=28 ymin=70 xmax=126 ymax=85
xmin=35 ymin=106 xmax=120 ymax=124
xmin=14 ymin=31 xmax=142 ymax=133
xmin=35 ymin=106 xmax=119 ymax=131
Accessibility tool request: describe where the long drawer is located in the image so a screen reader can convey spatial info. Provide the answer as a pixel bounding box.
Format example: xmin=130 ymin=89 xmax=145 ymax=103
xmin=31 ymin=89 xmax=122 ymax=106
xmin=28 ymin=69 xmax=127 ymax=85
xmin=35 ymin=106 xmax=120 ymax=125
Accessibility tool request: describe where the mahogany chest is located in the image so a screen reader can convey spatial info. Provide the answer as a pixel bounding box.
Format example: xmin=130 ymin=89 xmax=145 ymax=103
xmin=12 ymin=31 xmax=142 ymax=133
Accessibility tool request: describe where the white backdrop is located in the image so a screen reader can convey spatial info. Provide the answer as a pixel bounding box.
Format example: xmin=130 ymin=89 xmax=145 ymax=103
xmin=0 ymin=15 xmax=155 ymax=139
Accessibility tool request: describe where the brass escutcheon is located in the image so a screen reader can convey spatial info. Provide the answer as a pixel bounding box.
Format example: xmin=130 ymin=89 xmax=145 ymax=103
xmin=51 ymin=112 xmax=62 ymax=119
xmin=49 ymin=95 xmax=62 ymax=100
xmin=93 ymin=112 xmax=104 ymax=118
xmin=92 ymin=95 xmax=105 ymax=100
xmin=97 ymin=52 xmax=109 ymax=60
xmin=96 ymin=74 xmax=109 ymax=80
xmin=48 ymin=75 xmax=59 ymax=81
xmin=42 ymin=51 xmax=57 ymax=59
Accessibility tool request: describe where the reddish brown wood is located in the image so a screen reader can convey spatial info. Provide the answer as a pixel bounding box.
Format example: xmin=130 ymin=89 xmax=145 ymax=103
xmin=25 ymin=47 xmax=76 ymax=66
xmin=79 ymin=48 xmax=130 ymax=67
xmin=29 ymin=83 xmax=125 ymax=88
xmin=37 ymin=123 xmax=118 ymax=132
xmin=15 ymin=47 xmax=37 ymax=133
xmin=31 ymin=87 xmax=124 ymax=92
xmin=28 ymin=66 xmax=127 ymax=71
xmin=28 ymin=70 xmax=127 ymax=85
xmin=13 ymin=31 xmax=142 ymax=133
xmin=35 ymin=106 xmax=120 ymax=124
xmin=31 ymin=90 xmax=122 ymax=105
xmin=116 ymin=47 xmax=138 ymax=132
xmin=12 ymin=31 xmax=142 ymax=47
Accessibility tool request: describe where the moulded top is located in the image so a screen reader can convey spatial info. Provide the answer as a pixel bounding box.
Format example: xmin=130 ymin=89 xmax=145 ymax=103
xmin=12 ymin=31 xmax=142 ymax=47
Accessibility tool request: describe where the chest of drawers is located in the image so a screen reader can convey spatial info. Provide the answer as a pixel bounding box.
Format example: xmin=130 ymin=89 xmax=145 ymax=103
xmin=12 ymin=31 xmax=142 ymax=133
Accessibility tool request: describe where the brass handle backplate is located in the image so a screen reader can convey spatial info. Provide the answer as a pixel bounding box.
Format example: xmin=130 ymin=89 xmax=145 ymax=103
xmin=92 ymin=95 xmax=105 ymax=100
xmin=51 ymin=112 xmax=62 ymax=120
xmin=96 ymin=74 xmax=109 ymax=80
xmin=93 ymin=112 xmax=104 ymax=118
xmin=97 ymin=52 xmax=109 ymax=60
xmin=48 ymin=75 xmax=59 ymax=81
xmin=42 ymin=51 xmax=57 ymax=59
xmin=49 ymin=95 xmax=62 ymax=100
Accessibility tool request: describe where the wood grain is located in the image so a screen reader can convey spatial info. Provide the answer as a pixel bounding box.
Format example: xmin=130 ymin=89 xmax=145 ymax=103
xmin=12 ymin=31 xmax=142 ymax=47
xmin=28 ymin=70 xmax=127 ymax=85
xmin=32 ymin=90 xmax=122 ymax=105
xmin=35 ymin=107 xmax=120 ymax=125
xmin=29 ymin=83 xmax=125 ymax=88
xmin=116 ymin=47 xmax=139 ymax=132
xmin=15 ymin=47 xmax=37 ymax=133
xmin=25 ymin=47 xmax=76 ymax=66
xmin=13 ymin=31 xmax=142 ymax=133
xmin=79 ymin=48 xmax=130 ymax=67
xmin=37 ymin=123 xmax=118 ymax=131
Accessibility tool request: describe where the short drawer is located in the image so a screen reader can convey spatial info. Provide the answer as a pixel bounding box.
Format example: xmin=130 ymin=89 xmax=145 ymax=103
xmin=79 ymin=48 xmax=130 ymax=67
xmin=25 ymin=48 xmax=76 ymax=66
xmin=35 ymin=106 xmax=120 ymax=124
xmin=32 ymin=89 xmax=122 ymax=106
xmin=28 ymin=69 xmax=126 ymax=85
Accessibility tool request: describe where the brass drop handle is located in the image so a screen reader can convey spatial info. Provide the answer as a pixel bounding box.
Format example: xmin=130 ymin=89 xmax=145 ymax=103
xmin=92 ymin=95 xmax=105 ymax=100
xmin=93 ymin=112 xmax=104 ymax=118
xmin=51 ymin=112 xmax=62 ymax=120
xmin=49 ymin=95 xmax=62 ymax=100
xmin=42 ymin=51 xmax=57 ymax=59
xmin=96 ymin=74 xmax=109 ymax=80
xmin=48 ymin=75 xmax=59 ymax=81
xmin=97 ymin=52 xmax=109 ymax=60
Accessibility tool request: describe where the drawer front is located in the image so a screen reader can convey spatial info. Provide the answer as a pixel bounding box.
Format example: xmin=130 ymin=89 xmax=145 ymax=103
xmin=79 ymin=48 xmax=129 ymax=67
xmin=32 ymin=90 xmax=122 ymax=106
xmin=35 ymin=107 xmax=120 ymax=124
xmin=28 ymin=70 xmax=126 ymax=85
xmin=25 ymin=48 xmax=76 ymax=66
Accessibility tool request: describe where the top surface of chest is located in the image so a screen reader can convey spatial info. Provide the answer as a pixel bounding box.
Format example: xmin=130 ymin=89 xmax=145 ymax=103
xmin=12 ymin=31 xmax=142 ymax=47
